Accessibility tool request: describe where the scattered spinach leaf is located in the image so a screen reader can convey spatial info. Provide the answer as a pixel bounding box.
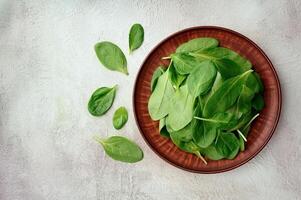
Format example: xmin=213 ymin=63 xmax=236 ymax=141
xmin=113 ymin=106 xmax=128 ymax=129
xmin=94 ymin=42 xmax=128 ymax=75
xmin=94 ymin=135 xmax=143 ymax=163
xmin=129 ymin=23 xmax=144 ymax=53
xmin=88 ymin=85 xmax=117 ymax=116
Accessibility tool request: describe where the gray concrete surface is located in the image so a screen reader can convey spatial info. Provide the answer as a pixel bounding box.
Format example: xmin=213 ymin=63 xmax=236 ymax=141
xmin=0 ymin=0 xmax=301 ymax=199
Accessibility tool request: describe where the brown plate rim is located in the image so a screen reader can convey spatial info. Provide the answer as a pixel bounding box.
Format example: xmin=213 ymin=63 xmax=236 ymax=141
xmin=132 ymin=26 xmax=282 ymax=174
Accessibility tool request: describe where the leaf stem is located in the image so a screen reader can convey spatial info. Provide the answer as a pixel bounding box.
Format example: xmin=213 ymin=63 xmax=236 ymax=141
xmin=237 ymin=129 xmax=247 ymax=142
xmin=215 ymin=130 xmax=220 ymax=144
xmin=242 ymin=113 xmax=260 ymax=132
xmin=194 ymin=116 xmax=227 ymax=123
xmin=194 ymin=151 xmax=207 ymax=165
xmin=161 ymin=56 xmax=171 ymax=60
xmin=93 ymin=135 xmax=105 ymax=146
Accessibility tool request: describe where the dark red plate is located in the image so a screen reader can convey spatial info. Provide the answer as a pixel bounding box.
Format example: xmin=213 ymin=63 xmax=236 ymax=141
xmin=133 ymin=26 xmax=281 ymax=173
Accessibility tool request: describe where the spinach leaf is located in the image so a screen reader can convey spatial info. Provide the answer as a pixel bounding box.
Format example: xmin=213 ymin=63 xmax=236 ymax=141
xmin=215 ymin=132 xmax=240 ymax=159
xmin=203 ymin=70 xmax=252 ymax=117
xmin=168 ymin=62 xmax=186 ymax=89
xmin=199 ymin=72 xmax=223 ymax=109
xmin=151 ymin=66 xmax=165 ymax=92
xmin=213 ymin=58 xmax=246 ymax=79
xmin=159 ymin=118 xmax=170 ymax=138
xmin=176 ymin=37 xmax=219 ymax=53
xmin=166 ymin=85 xmax=194 ymax=131
xmin=192 ymin=103 xmax=217 ymax=148
xmin=129 ymin=23 xmax=144 ymax=53
xmin=94 ymin=42 xmax=128 ymax=75
xmin=94 ymin=135 xmax=143 ymax=163
xmin=202 ymin=144 xmax=224 ymax=160
xmin=113 ymin=106 xmax=128 ymax=130
xmin=148 ymin=69 xmax=175 ymax=120
xmin=88 ymin=85 xmax=117 ymax=116
xmin=194 ymin=121 xmax=217 ymax=148
xmin=190 ymin=47 xmax=252 ymax=71
xmin=187 ymin=60 xmax=217 ymax=98
xmin=170 ymin=123 xmax=193 ymax=142
xmin=227 ymin=111 xmax=253 ymax=132
xmin=235 ymin=85 xmax=254 ymax=116
xmin=252 ymin=94 xmax=265 ymax=111
xmin=194 ymin=112 xmax=238 ymax=130
xmin=171 ymin=53 xmax=200 ymax=74
xmin=245 ymin=72 xmax=262 ymax=93
xmin=170 ymin=131 xmax=207 ymax=164
xmin=254 ymin=72 xmax=264 ymax=92
xmin=238 ymin=125 xmax=250 ymax=151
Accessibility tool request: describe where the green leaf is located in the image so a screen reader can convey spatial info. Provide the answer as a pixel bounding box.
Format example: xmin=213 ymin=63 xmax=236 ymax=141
xmin=170 ymin=129 xmax=204 ymax=160
xmin=176 ymin=37 xmax=219 ymax=53
xmin=148 ymin=69 xmax=175 ymax=120
xmin=215 ymin=132 xmax=240 ymax=159
xmin=227 ymin=111 xmax=253 ymax=132
xmin=235 ymin=85 xmax=255 ymax=116
xmin=171 ymin=53 xmax=200 ymax=74
xmin=88 ymin=85 xmax=117 ymax=116
xmin=170 ymin=123 xmax=193 ymax=143
xmin=238 ymin=125 xmax=250 ymax=151
xmin=166 ymin=85 xmax=194 ymax=131
xmin=159 ymin=118 xmax=170 ymax=138
xmin=190 ymin=47 xmax=252 ymax=71
xmin=245 ymin=72 xmax=262 ymax=93
xmin=254 ymin=72 xmax=264 ymax=92
xmin=199 ymin=72 xmax=223 ymax=109
xmin=94 ymin=42 xmax=128 ymax=75
xmin=187 ymin=60 xmax=217 ymax=98
xmin=192 ymin=103 xmax=216 ymax=148
xmin=203 ymin=70 xmax=252 ymax=117
xmin=194 ymin=112 xmax=238 ymax=130
xmin=213 ymin=58 xmax=246 ymax=79
xmin=169 ymin=130 xmax=207 ymax=164
xmin=252 ymin=94 xmax=265 ymax=111
xmin=151 ymin=66 xmax=165 ymax=92
xmin=129 ymin=23 xmax=144 ymax=53
xmin=168 ymin=62 xmax=186 ymax=89
xmin=94 ymin=135 xmax=143 ymax=163
xmin=202 ymin=144 xmax=224 ymax=160
xmin=113 ymin=106 xmax=128 ymax=130
xmin=194 ymin=121 xmax=217 ymax=149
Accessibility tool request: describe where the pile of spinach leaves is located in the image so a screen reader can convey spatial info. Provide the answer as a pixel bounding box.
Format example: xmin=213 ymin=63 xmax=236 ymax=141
xmin=148 ymin=37 xmax=264 ymax=164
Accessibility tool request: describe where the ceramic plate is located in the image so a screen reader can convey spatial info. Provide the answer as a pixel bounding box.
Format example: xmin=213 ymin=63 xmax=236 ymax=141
xmin=133 ymin=26 xmax=281 ymax=173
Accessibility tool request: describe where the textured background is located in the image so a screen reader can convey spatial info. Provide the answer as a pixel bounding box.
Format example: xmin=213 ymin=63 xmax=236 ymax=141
xmin=0 ymin=0 xmax=300 ymax=199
